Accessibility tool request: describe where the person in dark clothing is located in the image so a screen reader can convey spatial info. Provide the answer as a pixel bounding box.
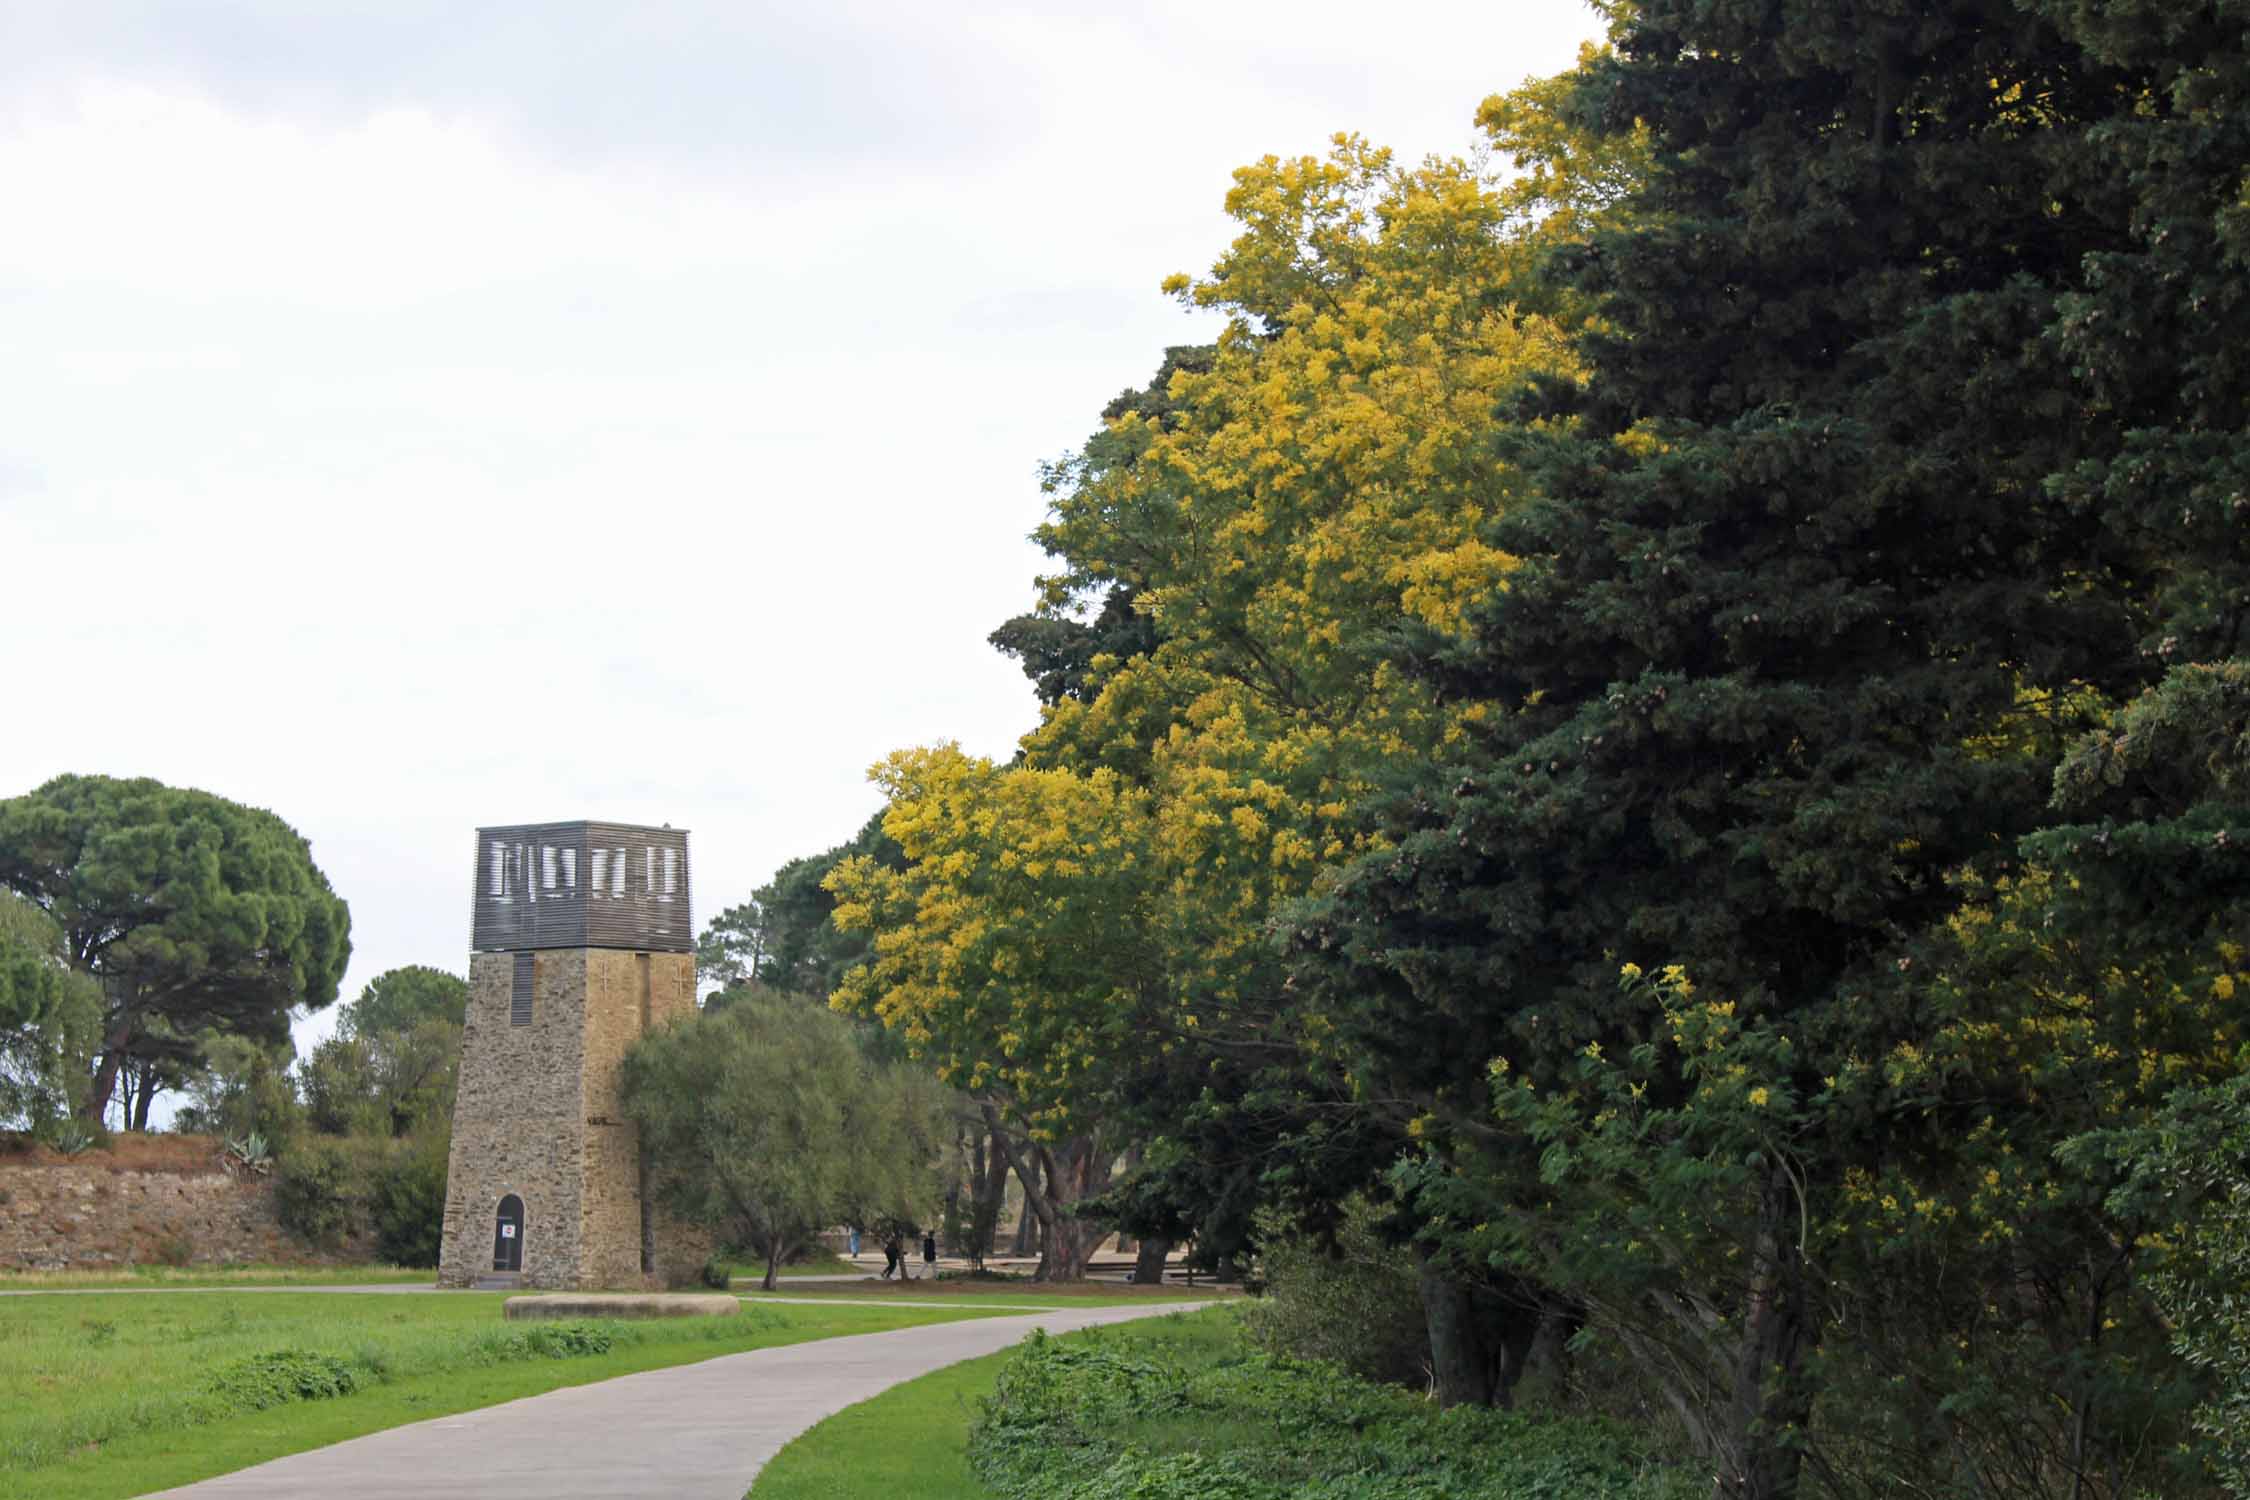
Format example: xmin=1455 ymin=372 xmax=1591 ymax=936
xmin=922 ymin=1231 xmax=938 ymax=1276
xmin=881 ymin=1234 xmax=903 ymax=1279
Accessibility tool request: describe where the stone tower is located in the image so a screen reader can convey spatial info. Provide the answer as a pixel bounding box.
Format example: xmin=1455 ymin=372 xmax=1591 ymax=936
xmin=437 ymin=820 xmax=701 ymax=1289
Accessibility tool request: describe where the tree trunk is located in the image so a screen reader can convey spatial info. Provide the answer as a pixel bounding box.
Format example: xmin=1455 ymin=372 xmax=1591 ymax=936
xmin=1133 ymin=1235 xmax=1171 ymax=1285
xmin=82 ymin=1046 xmax=125 ymax=1125
xmin=1010 ymin=1196 xmax=1036 ymax=1256
xmin=974 ymin=1126 xmax=1010 ymax=1262
xmin=977 ymin=1099 xmax=1109 ymax=1281
xmin=1034 ymin=1138 xmax=1111 ymax=1280
xmin=1420 ymin=1250 xmax=1500 ymax=1408
xmin=1032 ymin=1149 xmax=1056 ymax=1281
xmin=964 ymin=1129 xmax=988 ymax=1265
xmin=131 ymin=1077 xmax=155 ymax=1132
xmin=1719 ymin=1170 xmax=1813 ymax=1500
xmin=762 ymin=1238 xmax=784 ymax=1293
xmin=1526 ymin=1295 xmax=1582 ymax=1398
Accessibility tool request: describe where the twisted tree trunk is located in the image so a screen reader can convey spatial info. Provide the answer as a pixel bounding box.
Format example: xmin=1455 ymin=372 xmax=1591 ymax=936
xmin=979 ymin=1098 xmax=1110 ymax=1281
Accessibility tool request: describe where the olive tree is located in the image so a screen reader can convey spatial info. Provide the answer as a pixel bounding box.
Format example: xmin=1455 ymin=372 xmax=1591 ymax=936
xmin=620 ymin=992 xmax=948 ymax=1290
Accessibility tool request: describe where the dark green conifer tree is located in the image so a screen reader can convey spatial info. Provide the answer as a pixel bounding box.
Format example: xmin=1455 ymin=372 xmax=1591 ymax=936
xmin=1293 ymin=5 xmax=2166 ymax=1493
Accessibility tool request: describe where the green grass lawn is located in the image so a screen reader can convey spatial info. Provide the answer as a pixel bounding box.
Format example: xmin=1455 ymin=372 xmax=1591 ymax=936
xmin=0 ymin=1290 xmax=1017 ymax=1500
xmin=773 ymin=1248 xmax=858 ymax=1276
xmin=706 ymin=1247 xmax=863 ymax=1280
xmin=748 ymin=1345 xmax=1010 ymax=1500
xmin=0 ymin=1262 xmax=435 ymax=1292
xmin=752 ymin=1305 xmax=1696 ymax=1500
xmin=747 ymin=1309 xmax=1234 ymax=1500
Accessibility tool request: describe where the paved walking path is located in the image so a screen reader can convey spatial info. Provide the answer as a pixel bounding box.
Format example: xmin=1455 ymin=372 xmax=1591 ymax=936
xmin=140 ymin=1299 xmax=1210 ymax=1500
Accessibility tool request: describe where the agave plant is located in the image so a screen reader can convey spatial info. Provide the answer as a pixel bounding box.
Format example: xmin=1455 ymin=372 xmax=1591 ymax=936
xmin=45 ymin=1118 xmax=97 ymax=1157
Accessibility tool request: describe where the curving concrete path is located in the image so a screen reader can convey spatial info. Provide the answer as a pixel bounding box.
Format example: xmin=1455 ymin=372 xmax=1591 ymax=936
xmin=141 ymin=1299 xmax=1209 ymax=1499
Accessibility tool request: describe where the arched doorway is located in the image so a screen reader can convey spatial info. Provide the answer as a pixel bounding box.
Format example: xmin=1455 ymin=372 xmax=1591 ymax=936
xmin=493 ymin=1194 xmax=525 ymax=1271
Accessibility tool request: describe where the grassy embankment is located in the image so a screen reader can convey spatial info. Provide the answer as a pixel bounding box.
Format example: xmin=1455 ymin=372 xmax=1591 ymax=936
xmin=0 ymin=1263 xmax=433 ymax=1292
xmin=751 ymin=1305 xmax=1698 ymax=1500
xmin=0 ymin=1290 xmax=1015 ymax=1500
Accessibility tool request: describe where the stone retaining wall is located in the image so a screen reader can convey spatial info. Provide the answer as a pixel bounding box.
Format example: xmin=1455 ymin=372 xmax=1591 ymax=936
xmin=0 ymin=1160 xmax=322 ymax=1270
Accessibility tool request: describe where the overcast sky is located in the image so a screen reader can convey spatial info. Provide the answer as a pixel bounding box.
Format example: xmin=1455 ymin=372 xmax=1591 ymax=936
xmin=0 ymin=1 xmax=1604 ymax=1067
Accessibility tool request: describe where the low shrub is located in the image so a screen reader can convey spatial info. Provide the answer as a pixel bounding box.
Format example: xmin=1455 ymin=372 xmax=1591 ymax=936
xmin=368 ymin=1134 xmax=449 ymax=1267
xmin=277 ymin=1132 xmax=446 ymax=1258
xmin=1238 ymin=1197 xmax=1425 ymax=1388
xmin=274 ymin=1136 xmax=373 ymax=1247
xmin=207 ymin=1350 xmax=360 ymax=1411
xmin=480 ymin=1321 xmax=616 ymax=1361
xmin=971 ymin=1314 xmax=1697 ymax=1500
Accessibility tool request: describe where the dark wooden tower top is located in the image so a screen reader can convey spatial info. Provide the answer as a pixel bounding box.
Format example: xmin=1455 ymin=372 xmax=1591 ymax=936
xmin=472 ymin=821 xmax=692 ymax=953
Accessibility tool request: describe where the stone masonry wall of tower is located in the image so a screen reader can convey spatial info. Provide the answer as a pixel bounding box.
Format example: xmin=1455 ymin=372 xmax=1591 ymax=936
xmin=580 ymin=948 xmax=699 ymax=1285
xmin=438 ymin=950 xmax=588 ymax=1289
xmin=437 ymin=948 xmax=703 ymax=1289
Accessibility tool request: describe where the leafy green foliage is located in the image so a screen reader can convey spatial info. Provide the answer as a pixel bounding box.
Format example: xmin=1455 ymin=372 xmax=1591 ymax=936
xmin=273 ymin=1135 xmax=377 ymax=1249
xmin=823 ymin=4 xmax=2250 ymax=1494
xmin=175 ymin=1033 xmax=302 ymax=1151
xmin=1276 ymin=0 xmax=2250 ymax=1488
xmin=0 ymin=890 xmax=100 ymax=1128
xmin=621 ymin=992 xmax=949 ymax=1289
xmin=482 ymin=1321 xmax=614 ymax=1361
xmin=206 ymin=1349 xmax=359 ymax=1410
xmin=297 ymin=1017 xmax=460 ymax=1139
xmin=990 ymin=583 xmax=1165 ymax=709
xmin=970 ymin=1317 xmax=1696 ymax=1500
xmin=2033 ymin=2 xmax=2250 ymax=664
xmin=367 ymin=1133 xmax=450 ymax=1268
xmin=0 ymin=774 xmax=351 ymax=1123
xmin=2074 ymin=1068 xmax=2250 ymax=1495
xmin=337 ymin=966 xmax=465 ymax=1039
xmin=839 ymin=56 xmax=1650 ymax=1285
xmin=2032 ymin=659 xmax=2250 ymax=981
xmin=1237 ymin=1198 xmax=1424 ymax=1388
xmin=698 ymin=813 xmax=906 ymax=1017
xmin=298 ymin=967 xmax=464 ymax=1144
xmin=695 ymin=900 xmax=772 ymax=993
xmin=270 ymin=1132 xmax=448 ymax=1264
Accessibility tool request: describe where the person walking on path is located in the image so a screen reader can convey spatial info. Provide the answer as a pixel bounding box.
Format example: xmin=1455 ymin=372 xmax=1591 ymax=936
xmin=922 ymin=1231 xmax=938 ymax=1278
xmin=880 ymin=1233 xmax=903 ymax=1279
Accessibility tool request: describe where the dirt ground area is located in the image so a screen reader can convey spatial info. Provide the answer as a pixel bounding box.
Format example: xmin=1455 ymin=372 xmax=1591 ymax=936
xmin=0 ymin=1131 xmax=228 ymax=1173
